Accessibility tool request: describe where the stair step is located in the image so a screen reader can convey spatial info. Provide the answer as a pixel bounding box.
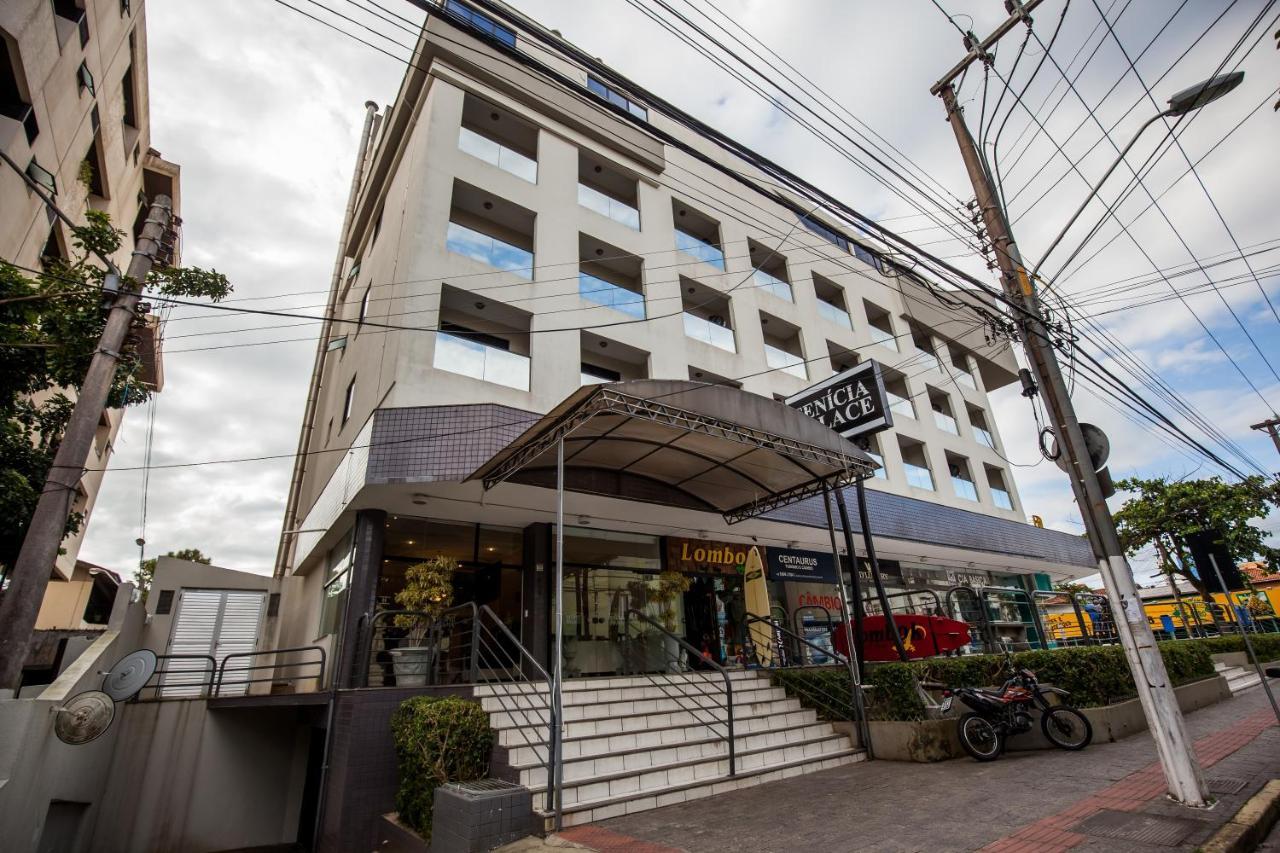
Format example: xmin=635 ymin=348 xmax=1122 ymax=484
xmin=517 ymin=727 xmax=847 ymax=787
xmin=479 ymin=684 xmax=784 ymax=714
xmin=472 ymin=670 xmax=766 ymax=697
xmin=505 ymin=709 xmax=822 ymax=764
xmin=489 ymin=696 xmax=804 ymax=734
xmin=540 ymin=748 xmax=867 ymax=828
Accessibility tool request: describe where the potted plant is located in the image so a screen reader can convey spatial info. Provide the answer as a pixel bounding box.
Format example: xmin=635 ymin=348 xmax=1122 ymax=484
xmin=649 ymin=570 xmax=691 ymax=671
xmin=390 ymin=555 xmax=455 ymax=687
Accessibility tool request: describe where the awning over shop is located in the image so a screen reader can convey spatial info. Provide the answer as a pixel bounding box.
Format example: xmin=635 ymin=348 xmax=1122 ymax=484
xmin=467 ymin=380 xmax=877 ymax=523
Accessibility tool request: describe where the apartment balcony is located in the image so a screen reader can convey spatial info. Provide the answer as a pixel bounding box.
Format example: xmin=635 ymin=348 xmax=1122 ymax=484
xmin=578 ymin=183 xmax=640 ymax=230
xmin=816 ymin=298 xmax=851 ymax=330
xmin=675 ymin=228 xmax=725 ymax=270
xmin=683 ymin=312 xmax=735 ymax=353
xmin=952 ymin=477 xmax=978 ymax=502
xmin=433 ymin=332 xmax=530 ymax=391
xmin=764 ymin=343 xmax=806 ymax=380
xmin=868 ymin=323 xmax=898 ymax=351
xmin=0 ymin=101 xmax=39 ymax=146
xmin=933 ymin=410 xmax=958 ymax=435
xmin=991 ymin=487 xmax=1013 ymax=511
xmin=447 ymin=222 xmax=533 ymax=279
xmin=973 ymin=425 xmax=995 ymax=449
xmin=579 ymin=271 xmax=644 ymax=318
xmin=916 ymin=349 xmax=941 ymax=375
xmin=904 ymin=462 xmax=934 ymax=491
xmin=887 ymin=391 xmax=914 ymax=419
xmin=954 ymin=368 xmax=977 ymax=389
xmin=753 ymin=268 xmax=793 ymax=303
xmin=865 ymin=449 xmax=888 ymax=480
xmin=458 ymin=126 xmax=537 ymax=182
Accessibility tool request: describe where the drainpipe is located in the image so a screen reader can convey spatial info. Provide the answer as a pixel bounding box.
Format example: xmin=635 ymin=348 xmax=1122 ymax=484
xmin=274 ymin=100 xmax=381 ymax=580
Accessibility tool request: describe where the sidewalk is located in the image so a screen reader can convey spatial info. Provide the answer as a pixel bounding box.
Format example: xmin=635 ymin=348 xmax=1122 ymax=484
xmin=551 ymin=686 xmax=1278 ymax=852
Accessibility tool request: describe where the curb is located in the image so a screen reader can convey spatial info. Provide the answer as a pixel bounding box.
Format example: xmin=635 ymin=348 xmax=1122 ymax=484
xmin=1201 ymin=779 xmax=1280 ymax=853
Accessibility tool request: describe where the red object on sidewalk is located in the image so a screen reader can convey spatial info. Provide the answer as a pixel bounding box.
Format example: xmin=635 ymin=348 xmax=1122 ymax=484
xmin=833 ymin=614 xmax=971 ymax=660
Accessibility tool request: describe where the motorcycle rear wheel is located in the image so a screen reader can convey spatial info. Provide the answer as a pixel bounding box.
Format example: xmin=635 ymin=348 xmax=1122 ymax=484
xmin=1041 ymin=706 xmax=1093 ymax=750
xmin=958 ymin=712 xmax=1004 ymax=761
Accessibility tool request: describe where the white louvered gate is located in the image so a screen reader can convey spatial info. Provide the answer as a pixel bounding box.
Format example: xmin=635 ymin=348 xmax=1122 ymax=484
xmin=163 ymin=589 xmax=268 ymax=698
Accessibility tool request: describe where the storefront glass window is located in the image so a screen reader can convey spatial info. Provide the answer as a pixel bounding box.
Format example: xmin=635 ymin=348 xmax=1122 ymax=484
xmin=556 ymin=526 xmax=662 ymax=570
xmin=319 ymin=527 xmax=354 ymax=637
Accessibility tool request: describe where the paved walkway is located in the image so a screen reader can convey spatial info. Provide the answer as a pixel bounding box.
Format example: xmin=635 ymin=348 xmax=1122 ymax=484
xmin=551 ymin=687 xmax=1278 ymax=852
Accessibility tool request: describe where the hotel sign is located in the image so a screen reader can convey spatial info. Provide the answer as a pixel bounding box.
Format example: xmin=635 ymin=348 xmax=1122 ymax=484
xmin=666 ymin=537 xmax=753 ymax=575
xmin=784 ymin=360 xmax=893 ymax=440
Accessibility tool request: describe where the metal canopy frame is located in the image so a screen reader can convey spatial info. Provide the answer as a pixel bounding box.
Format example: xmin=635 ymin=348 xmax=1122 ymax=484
xmin=474 ymin=385 xmax=875 ymax=524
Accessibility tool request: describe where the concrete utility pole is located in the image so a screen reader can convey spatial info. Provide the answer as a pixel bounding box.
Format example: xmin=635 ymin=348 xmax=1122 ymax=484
xmin=1250 ymin=416 xmax=1280 ymax=460
xmin=0 ymin=196 xmax=174 ymax=692
xmin=931 ymin=5 xmax=1209 ymax=807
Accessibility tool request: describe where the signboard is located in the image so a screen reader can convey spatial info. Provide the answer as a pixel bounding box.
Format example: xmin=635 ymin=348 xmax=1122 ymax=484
xmin=666 ymin=537 xmax=753 ymax=576
xmin=766 ymin=547 xmax=838 ymax=584
xmin=784 ymin=359 xmax=893 ymax=440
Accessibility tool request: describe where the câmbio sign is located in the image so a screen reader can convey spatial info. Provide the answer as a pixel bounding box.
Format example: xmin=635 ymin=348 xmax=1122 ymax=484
xmin=784 ymin=360 xmax=893 ymax=440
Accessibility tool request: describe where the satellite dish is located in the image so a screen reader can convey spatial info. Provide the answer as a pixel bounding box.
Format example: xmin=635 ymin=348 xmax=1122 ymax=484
xmin=54 ymin=690 xmax=116 ymax=745
xmin=102 ymin=649 xmax=157 ymax=702
xmin=1049 ymin=423 xmax=1110 ymax=474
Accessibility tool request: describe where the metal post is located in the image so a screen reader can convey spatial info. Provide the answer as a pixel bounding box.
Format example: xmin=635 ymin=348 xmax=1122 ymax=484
xmin=843 ymin=482 xmax=908 ymax=662
xmin=832 ymin=489 xmax=866 ymax=678
xmin=937 ymin=76 xmax=1209 ymax=806
xmin=551 ymin=439 xmax=565 ymax=829
xmin=1208 ymin=555 xmax=1279 ymax=723
xmin=823 ymin=483 xmax=871 ymax=755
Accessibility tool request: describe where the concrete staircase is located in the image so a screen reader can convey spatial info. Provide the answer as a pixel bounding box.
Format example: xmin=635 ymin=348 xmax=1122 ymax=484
xmin=1214 ymin=660 xmax=1262 ymax=694
xmin=475 ymin=670 xmax=864 ymax=828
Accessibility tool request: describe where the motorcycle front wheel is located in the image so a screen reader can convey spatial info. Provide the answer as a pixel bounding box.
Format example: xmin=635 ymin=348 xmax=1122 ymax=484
xmin=958 ymin=712 xmax=1004 ymax=761
xmin=1041 ymin=706 xmax=1093 ymax=750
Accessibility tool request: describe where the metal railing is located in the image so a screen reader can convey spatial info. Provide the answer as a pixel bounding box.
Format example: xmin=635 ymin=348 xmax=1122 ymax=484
xmin=133 ymin=646 xmax=326 ymax=700
xmin=621 ymin=608 xmax=736 ymax=777
xmin=139 ymin=653 xmax=218 ymax=700
xmin=214 ymin=646 xmax=326 ymax=697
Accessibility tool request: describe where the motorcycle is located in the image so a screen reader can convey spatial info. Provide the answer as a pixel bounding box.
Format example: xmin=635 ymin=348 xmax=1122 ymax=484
xmin=927 ymin=667 xmax=1093 ymax=761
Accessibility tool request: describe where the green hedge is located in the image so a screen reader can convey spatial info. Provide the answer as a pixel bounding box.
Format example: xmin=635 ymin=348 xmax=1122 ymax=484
xmin=391 ymin=696 xmax=494 ymax=836
xmin=771 ymin=640 xmax=1218 ymax=722
xmin=1194 ymin=634 xmax=1280 ymax=662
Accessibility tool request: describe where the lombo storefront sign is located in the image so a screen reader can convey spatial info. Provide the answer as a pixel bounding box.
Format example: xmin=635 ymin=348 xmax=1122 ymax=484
xmin=784 ymin=359 xmax=893 ymax=439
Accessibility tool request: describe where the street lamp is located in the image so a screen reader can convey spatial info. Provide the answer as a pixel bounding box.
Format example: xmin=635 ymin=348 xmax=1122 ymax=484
xmin=1030 ymin=71 xmax=1245 ymax=276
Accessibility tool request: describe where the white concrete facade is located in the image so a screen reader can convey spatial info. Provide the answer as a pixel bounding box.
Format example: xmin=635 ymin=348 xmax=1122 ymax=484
xmin=1 ymin=0 xmax=178 ymax=581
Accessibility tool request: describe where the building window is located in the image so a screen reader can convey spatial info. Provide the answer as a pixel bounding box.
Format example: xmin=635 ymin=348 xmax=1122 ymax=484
xmin=586 ymin=75 xmax=647 ymax=121
xmin=899 ymin=438 xmax=934 ymax=491
xmin=26 ymin=157 xmax=56 ymax=194
xmin=120 ymin=0 xmax=131 ymax=15
xmin=121 ymin=63 xmax=137 ymax=128
xmin=947 ymin=453 xmax=978 ymax=501
xmin=458 ymin=125 xmax=537 ymax=182
xmin=865 ymin=302 xmax=897 ymax=351
xmin=319 ymin=528 xmax=354 ymax=637
xmin=580 ymin=362 xmax=620 ymax=385
xmin=443 ymin=0 xmax=516 ymax=48
xmin=1 ymin=40 xmax=39 ymax=145
xmin=357 ymin=287 xmax=371 ymax=325
xmin=447 ymin=221 xmax=533 ymax=279
xmin=342 ymin=376 xmax=356 ymax=425
xmin=673 ymin=201 xmax=724 ymax=270
xmin=76 ymin=60 xmax=94 ymax=96
xmin=82 ymin=134 xmax=106 ymax=197
xmin=433 ymin=326 xmax=530 ymax=391
xmin=799 ymin=214 xmax=849 ymax=252
xmin=862 ymin=436 xmax=888 ymax=480
xmin=987 ymin=465 xmax=1014 ymax=510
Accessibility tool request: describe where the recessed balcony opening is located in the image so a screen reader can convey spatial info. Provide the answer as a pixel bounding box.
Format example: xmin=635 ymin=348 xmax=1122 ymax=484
xmin=688 ymin=365 xmax=742 ymax=388
xmin=1 ymin=38 xmax=38 ymax=145
xmin=581 ymin=331 xmax=648 ymax=385
xmin=968 ymin=404 xmax=995 ymax=449
xmin=827 ymin=341 xmax=858 ymax=374
xmin=579 ymin=233 xmax=644 ymax=318
xmin=82 ymin=133 xmax=106 ymax=198
xmin=947 ymin=451 xmax=978 ymax=501
xmin=986 ymin=465 xmax=1014 ymax=510
xmin=748 ymin=238 xmax=792 ymax=303
xmin=434 ymin=284 xmax=532 ymax=391
xmin=813 ymin=273 xmax=851 ymax=329
xmin=459 ymin=94 xmax=538 ymax=182
xmin=681 ymin=276 xmax=734 ymax=353
xmin=578 ymin=150 xmax=639 ymax=229
xmin=928 ymin=387 xmax=958 ymax=435
xmin=949 ymin=343 xmax=977 ymax=388
xmin=910 ymin=323 xmax=941 ymax=373
xmin=52 ymin=0 xmax=88 ymax=49
xmin=862 ymin=434 xmax=888 ymax=480
xmin=882 ymin=367 xmax=914 ymax=419
xmin=865 ymin=301 xmax=897 ymax=351
xmin=672 ymin=200 xmax=724 ymax=270
xmin=447 ymin=180 xmax=535 ymax=279
xmin=899 ymin=437 xmax=934 ymax=491
xmin=760 ymin=311 xmax=806 ymax=380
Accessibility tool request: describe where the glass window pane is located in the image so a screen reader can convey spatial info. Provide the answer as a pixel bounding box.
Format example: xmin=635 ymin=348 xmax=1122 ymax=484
xmin=559 ymin=527 xmax=661 ymax=569
xmin=478 ymin=525 xmax=522 ymax=565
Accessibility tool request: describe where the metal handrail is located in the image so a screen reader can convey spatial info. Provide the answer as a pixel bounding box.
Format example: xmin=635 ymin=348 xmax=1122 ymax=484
xmin=624 ymin=608 xmax=736 ymax=776
xmin=146 ymin=653 xmax=218 ymax=699
xmin=365 ymin=602 xmax=480 ymax=686
xmin=945 ymin=585 xmax=994 ymax=650
xmin=791 ymin=605 xmax=834 ymax=659
xmin=980 ymin=586 xmax=1049 ymax=651
xmin=214 ymin=645 xmax=326 ymax=696
xmin=870 ymin=588 xmax=944 ymax=617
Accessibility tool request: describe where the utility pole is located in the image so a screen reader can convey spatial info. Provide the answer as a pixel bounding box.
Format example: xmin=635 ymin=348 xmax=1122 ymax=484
xmin=0 ymin=195 xmax=174 ymax=692
xmin=1250 ymin=416 xmax=1280 ymax=460
xmin=931 ymin=6 xmax=1209 ymax=807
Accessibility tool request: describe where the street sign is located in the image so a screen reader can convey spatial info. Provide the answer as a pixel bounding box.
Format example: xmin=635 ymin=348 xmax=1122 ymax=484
xmin=784 ymin=360 xmax=893 ymax=440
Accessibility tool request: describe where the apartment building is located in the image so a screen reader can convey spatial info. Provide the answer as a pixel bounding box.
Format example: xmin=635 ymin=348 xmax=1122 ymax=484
xmin=1 ymin=0 xmax=176 ymax=610
xmin=275 ymin=0 xmax=1094 ymax=681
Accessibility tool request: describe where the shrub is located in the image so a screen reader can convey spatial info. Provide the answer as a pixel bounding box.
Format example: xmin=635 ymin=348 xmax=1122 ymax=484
xmin=773 ymin=640 xmax=1218 ymax=722
xmin=1193 ymin=634 xmax=1280 ymax=662
xmin=391 ymin=695 xmax=494 ymax=837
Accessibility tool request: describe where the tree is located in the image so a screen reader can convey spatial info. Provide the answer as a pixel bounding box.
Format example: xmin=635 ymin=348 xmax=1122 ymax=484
xmin=136 ymin=548 xmax=213 ymax=601
xmin=1113 ymin=475 xmax=1280 ymax=600
xmin=1053 ymin=581 xmax=1093 ymax=597
xmin=0 ymin=213 xmax=230 ymax=577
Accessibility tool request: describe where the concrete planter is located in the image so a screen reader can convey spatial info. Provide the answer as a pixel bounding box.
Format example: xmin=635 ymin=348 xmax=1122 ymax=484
xmin=869 ymin=675 xmax=1230 ymax=762
xmin=390 ymin=647 xmax=437 ymax=687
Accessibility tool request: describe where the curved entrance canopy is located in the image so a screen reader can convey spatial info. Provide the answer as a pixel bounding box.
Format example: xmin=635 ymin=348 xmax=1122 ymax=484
xmin=468 ymin=380 xmax=878 ymax=523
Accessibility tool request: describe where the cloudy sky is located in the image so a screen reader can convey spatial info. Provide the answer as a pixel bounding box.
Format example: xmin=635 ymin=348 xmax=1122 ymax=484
xmin=81 ymin=0 xmax=1280 ymax=583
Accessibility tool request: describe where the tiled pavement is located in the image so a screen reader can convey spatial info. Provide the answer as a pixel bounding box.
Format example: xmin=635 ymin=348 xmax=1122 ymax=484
xmin=552 ymin=686 xmax=1278 ymax=852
